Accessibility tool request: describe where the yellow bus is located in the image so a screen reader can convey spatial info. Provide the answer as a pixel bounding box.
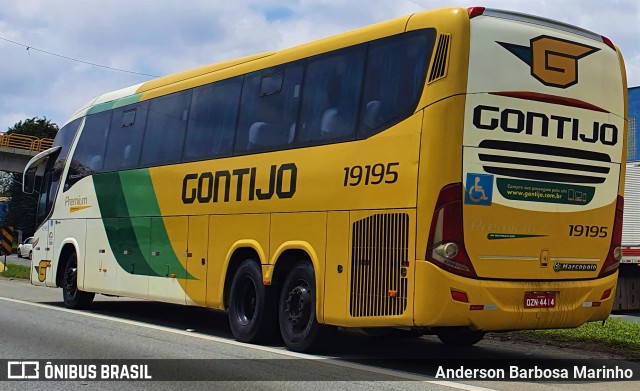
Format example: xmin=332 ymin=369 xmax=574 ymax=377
xmin=24 ymin=6 xmax=627 ymax=352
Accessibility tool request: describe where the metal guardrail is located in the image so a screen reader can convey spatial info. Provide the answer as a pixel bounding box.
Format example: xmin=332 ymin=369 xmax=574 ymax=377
xmin=0 ymin=133 xmax=54 ymax=153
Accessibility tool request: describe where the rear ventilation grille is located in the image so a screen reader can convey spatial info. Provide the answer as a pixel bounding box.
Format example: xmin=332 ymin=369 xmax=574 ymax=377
xmin=428 ymin=33 xmax=451 ymax=83
xmin=350 ymin=213 xmax=409 ymax=317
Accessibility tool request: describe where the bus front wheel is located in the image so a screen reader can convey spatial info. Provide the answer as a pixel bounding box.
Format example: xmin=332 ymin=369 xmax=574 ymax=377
xmin=62 ymin=252 xmax=95 ymax=309
xmin=228 ymin=260 xmax=278 ymax=343
xmin=278 ymin=261 xmax=335 ymax=352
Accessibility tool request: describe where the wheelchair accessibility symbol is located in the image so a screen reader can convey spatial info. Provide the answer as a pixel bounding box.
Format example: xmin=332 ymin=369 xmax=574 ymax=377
xmin=464 ymin=173 xmax=494 ymax=206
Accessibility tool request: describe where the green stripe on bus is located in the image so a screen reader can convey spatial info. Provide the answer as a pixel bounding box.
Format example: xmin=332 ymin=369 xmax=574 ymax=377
xmin=94 ymin=170 xmax=194 ymax=280
xmin=86 ymin=93 xmax=142 ymax=115
xmin=487 ymin=233 xmax=547 ymax=240
xmin=119 ymin=170 xmax=194 ymax=279
xmin=93 ymin=172 xmax=160 ymax=277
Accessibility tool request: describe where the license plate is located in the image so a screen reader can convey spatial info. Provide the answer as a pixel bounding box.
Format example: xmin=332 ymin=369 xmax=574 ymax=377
xmin=524 ymin=292 xmax=556 ymax=308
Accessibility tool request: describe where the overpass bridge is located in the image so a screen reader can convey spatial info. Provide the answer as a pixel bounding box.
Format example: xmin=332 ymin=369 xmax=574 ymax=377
xmin=0 ymin=133 xmax=54 ymax=173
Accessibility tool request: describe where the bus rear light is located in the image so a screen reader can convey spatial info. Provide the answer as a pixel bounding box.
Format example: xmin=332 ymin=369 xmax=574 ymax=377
xmin=598 ymin=196 xmax=624 ymax=278
xmin=467 ymin=7 xmax=485 ymax=18
xmin=613 ymin=247 xmax=623 ymax=262
xmin=582 ymin=301 xmax=602 ymax=307
xmin=450 ymin=290 xmax=468 ymax=303
xmin=600 ymin=288 xmax=612 ymax=300
xmin=601 ymin=35 xmax=615 ymax=50
xmin=427 ymin=183 xmax=477 ymax=278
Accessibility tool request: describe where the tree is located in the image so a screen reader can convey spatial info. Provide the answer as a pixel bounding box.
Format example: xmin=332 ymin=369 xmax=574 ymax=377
xmin=1 ymin=117 xmax=58 ymax=237
xmin=0 ymin=172 xmax=12 ymax=196
xmin=6 ymin=117 xmax=58 ymax=139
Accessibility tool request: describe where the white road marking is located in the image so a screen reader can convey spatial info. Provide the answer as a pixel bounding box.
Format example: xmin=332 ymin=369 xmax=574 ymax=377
xmin=0 ymin=296 xmax=497 ymax=391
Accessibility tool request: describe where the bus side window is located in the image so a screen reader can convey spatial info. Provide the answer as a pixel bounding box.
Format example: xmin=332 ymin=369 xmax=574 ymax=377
xmin=65 ymin=110 xmax=111 ymax=190
xmin=183 ymin=76 xmax=241 ymax=162
xmin=297 ymin=46 xmax=365 ymax=145
xmin=235 ymin=63 xmax=303 ymax=153
xmin=358 ymin=30 xmax=435 ymax=137
xmin=103 ymin=102 xmax=148 ymax=172
xmin=141 ymin=90 xmax=192 ymax=167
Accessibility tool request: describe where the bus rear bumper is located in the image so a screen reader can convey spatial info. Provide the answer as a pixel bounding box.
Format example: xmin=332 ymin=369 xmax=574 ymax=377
xmin=414 ymin=261 xmax=617 ymax=331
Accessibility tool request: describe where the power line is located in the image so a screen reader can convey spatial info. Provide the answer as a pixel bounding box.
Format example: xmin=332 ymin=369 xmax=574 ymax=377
xmin=0 ymin=35 xmax=160 ymax=78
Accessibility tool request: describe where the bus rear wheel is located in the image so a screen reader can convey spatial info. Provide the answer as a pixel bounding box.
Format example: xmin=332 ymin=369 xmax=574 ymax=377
xmin=228 ymin=260 xmax=278 ymax=343
xmin=436 ymin=330 xmax=485 ymax=346
xmin=278 ymin=261 xmax=335 ymax=352
xmin=62 ymin=252 xmax=95 ymax=309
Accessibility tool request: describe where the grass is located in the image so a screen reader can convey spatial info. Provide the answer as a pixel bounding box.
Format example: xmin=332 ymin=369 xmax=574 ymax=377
xmin=0 ymin=264 xmax=30 ymax=279
xmin=494 ymin=318 xmax=640 ymax=359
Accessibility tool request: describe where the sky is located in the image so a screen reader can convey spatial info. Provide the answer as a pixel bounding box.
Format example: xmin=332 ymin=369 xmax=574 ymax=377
xmin=0 ymin=0 xmax=638 ymax=133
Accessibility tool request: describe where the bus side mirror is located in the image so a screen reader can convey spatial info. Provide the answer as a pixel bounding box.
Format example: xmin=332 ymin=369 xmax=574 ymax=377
xmin=23 ymin=166 xmax=37 ymax=194
xmin=22 ymin=146 xmax=61 ymax=195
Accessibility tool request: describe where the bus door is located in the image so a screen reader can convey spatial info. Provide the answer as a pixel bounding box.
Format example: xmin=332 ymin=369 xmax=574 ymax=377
xmin=148 ymin=216 xmax=187 ymax=304
xmin=44 ymin=220 xmax=57 ymax=286
xmin=24 ymin=147 xmax=58 ymax=287
xmin=186 ymin=216 xmax=209 ymax=306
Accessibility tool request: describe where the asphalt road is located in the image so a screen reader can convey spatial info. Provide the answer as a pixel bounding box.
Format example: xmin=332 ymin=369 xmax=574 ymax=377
xmin=0 ymin=277 xmax=639 ymax=391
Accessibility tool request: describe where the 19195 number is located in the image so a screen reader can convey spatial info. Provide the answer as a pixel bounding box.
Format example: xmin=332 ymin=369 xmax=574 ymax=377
xmin=569 ymin=225 xmax=608 ymax=238
xmin=343 ymin=162 xmax=399 ymax=187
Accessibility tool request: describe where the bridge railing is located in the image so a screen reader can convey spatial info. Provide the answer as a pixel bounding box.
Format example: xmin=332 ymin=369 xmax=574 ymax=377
xmin=0 ymin=133 xmax=54 ymax=153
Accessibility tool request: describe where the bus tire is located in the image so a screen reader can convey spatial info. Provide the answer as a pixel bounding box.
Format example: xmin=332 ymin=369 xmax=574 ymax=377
xmin=437 ymin=330 xmax=485 ymax=346
xmin=228 ymin=260 xmax=278 ymax=343
xmin=279 ymin=261 xmax=335 ymax=352
xmin=62 ymin=252 xmax=95 ymax=309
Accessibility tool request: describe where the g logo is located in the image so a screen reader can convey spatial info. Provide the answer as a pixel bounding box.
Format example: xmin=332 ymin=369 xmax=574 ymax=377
xmin=37 ymin=260 xmax=49 ymax=282
xmin=498 ymin=36 xmax=600 ymax=89
xmin=530 ymin=36 xmax=599 ymax=88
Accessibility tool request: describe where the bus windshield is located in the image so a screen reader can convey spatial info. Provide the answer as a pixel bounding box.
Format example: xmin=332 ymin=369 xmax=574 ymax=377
xmin=35 ymin=118 xmax=82 ymax=225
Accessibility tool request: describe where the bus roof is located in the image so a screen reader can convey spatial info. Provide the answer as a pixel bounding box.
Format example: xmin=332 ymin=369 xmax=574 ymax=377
xmin=480 ymin=8 xmax=604 ymax=43
xmin=66 ymin=7 xmax=473 ymax=125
